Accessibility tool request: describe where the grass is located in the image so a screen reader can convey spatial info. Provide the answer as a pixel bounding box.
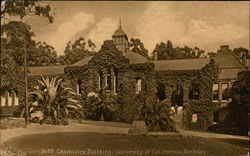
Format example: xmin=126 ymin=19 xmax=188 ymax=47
xmin=5 ymin=132 xmax=248 ymax=156
xmin=71 ymin=119 xmax=131 ymax=128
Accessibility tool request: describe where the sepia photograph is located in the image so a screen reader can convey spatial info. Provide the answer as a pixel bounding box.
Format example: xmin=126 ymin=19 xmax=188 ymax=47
xmin=0 ymin=1 xmax=249 ymax=156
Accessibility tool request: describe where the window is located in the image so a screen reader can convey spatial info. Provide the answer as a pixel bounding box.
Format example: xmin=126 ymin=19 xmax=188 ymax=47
xmin=222 ymin=83 xmax=229 ymax=101
xmin=172 ymin=84 xmax=183 ymax=106
xmin=136 ymin=79 xmax=142 ymax=94
xmin=13 ymin=91 xmax=19 ymax=106
xmin=189 ymin=83 xmax=200 ymax=100
xmin=99 ymin=72 xmax=103 ymax=89
xmin=76 ymin=80 xmax=82 ymax=95
xmin=106 ymin=70 xmax=112 ymax=91
xmin=213 ymin=111 xmax=219 ymax=123
xmin=192 ymin=114 xmax=198 ymax=123
xmin=213 ymin=84 xmax=219 ymax=102
xmin=7 ymin=91 xmax=12 ymax=106
xmin=114 ymin=70 xmax=118 ymax=94
xmin=1 ymin=95 xmax=6 ymax=106
xmin=156 ymin=83 xmax=166 ymax=100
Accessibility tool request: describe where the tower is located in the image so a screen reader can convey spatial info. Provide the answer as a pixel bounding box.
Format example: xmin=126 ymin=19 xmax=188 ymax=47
xmin=112 ymin=19 xmax=129 ymax=53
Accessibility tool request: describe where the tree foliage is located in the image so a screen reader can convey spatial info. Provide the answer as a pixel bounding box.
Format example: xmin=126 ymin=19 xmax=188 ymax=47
xmin=1 ymin=0 xmax=53 ymax=23
xmin=28 ymin=42 xmax=58 ymax=66
xmin=0 ymin=21 xmax=35 ymax=90
xmin=129 ymin=38 xmax=149 ymax=59
xmin=28 ymin=76 xmax=83 ymax=125
xmin=84 ymin=89 xmax=119 ymax=121
xmin=142 ymin=98 xmax=176 ymax=132
xmin=219 ymin=71 xmax=249 ymax=135
xmin=153 ymin=40 xmax=205 ymax=60
xmin=62 ymin=37 xmax=95 ymax=65
xmin=207 ymin=47 xmax=249 ymax=59
xmin=1 ymin=0 xmax=54 ymax=91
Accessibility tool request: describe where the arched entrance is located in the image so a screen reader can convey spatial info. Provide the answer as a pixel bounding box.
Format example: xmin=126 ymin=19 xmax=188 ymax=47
xmin=171 ymin=84 xmax=184 ymax=130
xmin=156 ymin=83 xmax=166 ymax=101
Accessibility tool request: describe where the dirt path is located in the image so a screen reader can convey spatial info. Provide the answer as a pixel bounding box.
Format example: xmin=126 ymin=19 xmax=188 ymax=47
xmin=1 ymin=121 xmax=248 ymax=144
xmin=0 ymin=122 xmax=129 ymax=144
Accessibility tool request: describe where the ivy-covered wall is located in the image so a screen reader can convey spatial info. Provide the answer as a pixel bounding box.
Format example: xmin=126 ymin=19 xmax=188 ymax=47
xmin=2 ymin=42 xmax=217 ymax=132
xmin=155 ymin=61 xmax=217 ymax=130
xmin=65 ymin=48 xmax=156 ymax=123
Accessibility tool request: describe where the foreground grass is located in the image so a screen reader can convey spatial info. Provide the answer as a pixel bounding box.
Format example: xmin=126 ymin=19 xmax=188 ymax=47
xmin=74 ymin=119 xmax=131 ymax=128
xmin=5 ymin=132 xmax=248 ymax=156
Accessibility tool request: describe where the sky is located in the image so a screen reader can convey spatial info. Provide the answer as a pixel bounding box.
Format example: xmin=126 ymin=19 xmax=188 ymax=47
xmin=15 ymin=1 xmax=250 ymax=56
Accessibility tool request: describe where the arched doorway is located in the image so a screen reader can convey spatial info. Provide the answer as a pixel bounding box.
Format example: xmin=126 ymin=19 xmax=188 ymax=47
xmin=171 ymin=84 xmax=184 ymax=130
xmin=156 ymin=83 xmax=166 ymax=101
xmin=171 ymin=84 xmax=183 ymax=107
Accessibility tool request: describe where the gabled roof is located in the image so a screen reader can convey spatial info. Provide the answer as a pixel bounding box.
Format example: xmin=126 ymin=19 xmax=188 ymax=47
xmin=152 ymin=58 xmax=210 ymax=71
xmin=72 ymin=51 xmax=148 ymax=66
xmin=124 ymin=51 xmax=148 ymax=64
xmin=112 ymin=27 xmax=127 ymax=37
xmin=212 ymin=51 xmax=245 ymax=68
xmin=72 ymin=56 xmax=93 ymax=66
xmin=28 ymin=65 xmax=66 ymax=76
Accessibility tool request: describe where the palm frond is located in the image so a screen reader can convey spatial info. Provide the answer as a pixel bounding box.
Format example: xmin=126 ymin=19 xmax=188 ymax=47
xmin=66 ymin=105 xmax=79 ymax=110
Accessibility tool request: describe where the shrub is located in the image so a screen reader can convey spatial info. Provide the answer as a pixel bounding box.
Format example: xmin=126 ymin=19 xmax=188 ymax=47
xmin=83 ymin=89 xmax=120 ymax=121
xmin=28 ymin=76 xmax=83 ymax=125
xmin=0 ymin=117 xmax=25 ymax=129
xmin=142 ymin=98 xmax=176 ymax=132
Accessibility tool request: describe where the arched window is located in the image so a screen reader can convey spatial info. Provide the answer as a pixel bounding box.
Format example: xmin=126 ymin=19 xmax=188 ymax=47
xmin=212 ymin=84 xmax=219 ymax=102
xmin=222 ymin=83 xmax=229 ymax=101
xmin=106 ymin=70 xmax=112 ymax=91
xmin=171 ymin=84 xmax=183 ymax=106
xmin=7 ymin=91 xmax=12 ymax=106
xmin=1 ymin=93 xmax=6 ymax=106
xmin=13 ymin=90 xmax=19 ymax=106
xmin=192 ymin=113 xmax=198 ymax=123
xmin=136 ymin=78 xmax=142 ymax=94
xmin=114 ymin=70 xmax=118 ymax=94
xmin=76 ymin=80 xmax=82 ymax=95
xmin=189 ymin=82 xmax=200 ymax=100
xmin=156 ymin=83 xmax=166 ymax=100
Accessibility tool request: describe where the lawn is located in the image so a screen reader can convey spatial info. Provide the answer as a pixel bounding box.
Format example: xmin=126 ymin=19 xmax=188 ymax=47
xmin=72 ymin=119 xmax=131 ymax=128
xmin=5 ymin=132 xmax=248 ymax=156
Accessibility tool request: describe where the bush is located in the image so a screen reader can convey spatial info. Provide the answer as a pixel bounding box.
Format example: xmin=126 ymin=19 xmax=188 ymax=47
xmin=83 ymin=90 xmax=120 ymax=121
xmin=142 ymin=98 xmax=176 ymax=132
xmin=0 ymin=117 xmax=25 ymax=129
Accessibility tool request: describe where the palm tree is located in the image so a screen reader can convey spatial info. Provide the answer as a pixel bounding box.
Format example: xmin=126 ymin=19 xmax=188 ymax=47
xmin=142 ymin=99 xmax=176 ymax=132
xmin=29 ymin=76 xmax=83 ymax=125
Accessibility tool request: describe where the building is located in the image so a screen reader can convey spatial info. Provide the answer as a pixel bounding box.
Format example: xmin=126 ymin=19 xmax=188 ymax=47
xmin=211 ymin=45 xmax=249 ymax=122
xmin=1 ymin=24 xmax=248 ymax=131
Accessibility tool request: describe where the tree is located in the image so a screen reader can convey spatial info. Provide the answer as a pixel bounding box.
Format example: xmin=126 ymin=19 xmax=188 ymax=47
xmin=153 ymin=42 xmax=170 ymax=60
xmin=222 ymin=71 xmax=249 ymax=135
xmin=141 ymin=98 xmax=176 ymax=132
xmin=87 ymin=39 xmax=96 ymax=52
xmin=1 ymin=21 xmax=36 ymax=92
xmin=233 ymin=47 xmax=249 ymax=59
xmin=1 ymin=0 xmax=53 ymax=23
xmin=233 ymin=47 xmax=249 ymax=55
xmin=28 ymin=76 xmax=83 ymax=125
xmin=129 ymin=38 xmax=149 ymax=59
xmin=28 ymin=42 xmax=58 ymax=66
xmin=152 ymin=40 xmax=205 ymax=60
xmin=1 ymin=0 xmax=54 ymax=90
xmin=63 ymin=37 xmax=95 ymax=65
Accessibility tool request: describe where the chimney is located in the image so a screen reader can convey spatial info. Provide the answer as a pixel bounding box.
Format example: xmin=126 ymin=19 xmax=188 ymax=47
xmin=153 ymin=51 xmax=158 ymax=61
xmin=220 ymin=45 xmax=229 ymax=53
